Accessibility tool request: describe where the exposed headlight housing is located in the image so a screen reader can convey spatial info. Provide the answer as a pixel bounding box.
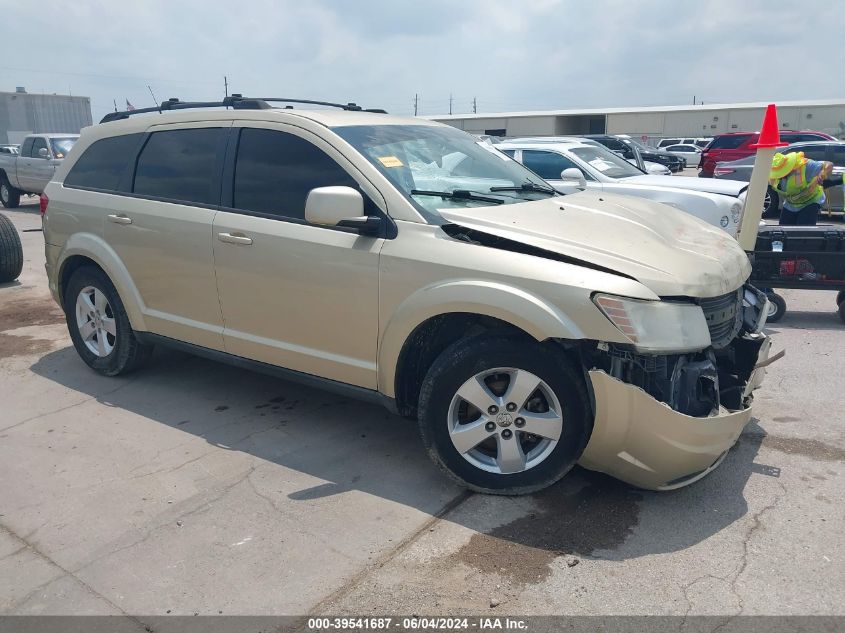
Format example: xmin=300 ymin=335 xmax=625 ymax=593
xmin=730 ymin=201 xmax=742 ymax=226
xmin=593 ymin=294 xmax=712 ymax=353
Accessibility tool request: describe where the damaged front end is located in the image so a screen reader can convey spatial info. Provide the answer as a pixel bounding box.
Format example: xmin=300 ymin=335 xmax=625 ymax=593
xmin=578 ymin=284 xmax=774 ymax=490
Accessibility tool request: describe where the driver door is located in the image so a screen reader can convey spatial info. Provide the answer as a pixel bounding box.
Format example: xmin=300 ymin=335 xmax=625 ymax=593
xmin=211 ymin=123 xmax=384 ymax=388
xmin=18 ymin=137 xmax=56 ymax=192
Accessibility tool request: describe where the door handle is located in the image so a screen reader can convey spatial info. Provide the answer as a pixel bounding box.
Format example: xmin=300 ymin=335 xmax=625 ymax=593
xmin=218 ymin=232 xmax=253 ymax=245
xmin=107 ymin=214 xmax=132 ymax=225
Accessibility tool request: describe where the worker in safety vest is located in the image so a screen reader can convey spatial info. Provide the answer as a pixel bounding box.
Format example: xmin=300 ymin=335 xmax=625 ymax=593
xmin=769 ymin=151 xmax=834 ymax=225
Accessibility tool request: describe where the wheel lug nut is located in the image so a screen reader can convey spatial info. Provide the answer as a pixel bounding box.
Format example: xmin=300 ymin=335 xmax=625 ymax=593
xmin=485 ymin=421 xmax=496 ymax=432
xmin=501 ymin=429 xmax=513 ymax=439
xmin=506 ymin=402 xmax=517 ymax=412
xmin=488 ymin=405 xmax=499 ymax=415
xmin=514 ymin=418 xmax=525 ymax=428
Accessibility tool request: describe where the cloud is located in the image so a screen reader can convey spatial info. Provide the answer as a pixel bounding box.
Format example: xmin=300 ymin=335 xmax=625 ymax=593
xmin=1 ymin=0 xmax=840 ymax=120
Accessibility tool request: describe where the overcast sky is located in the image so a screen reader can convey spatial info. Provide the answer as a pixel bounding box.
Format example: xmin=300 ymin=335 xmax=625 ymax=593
xmin=4 ymin=0 xmax=841 ymax=120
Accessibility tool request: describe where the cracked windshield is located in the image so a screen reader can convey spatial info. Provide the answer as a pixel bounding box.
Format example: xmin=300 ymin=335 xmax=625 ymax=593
xmin=335 ymin=124 xmax=555 ymax=214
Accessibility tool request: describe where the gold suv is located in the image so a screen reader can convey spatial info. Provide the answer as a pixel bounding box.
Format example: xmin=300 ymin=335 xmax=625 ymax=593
xmin=42 ymin=97 xmax=772 ymax=494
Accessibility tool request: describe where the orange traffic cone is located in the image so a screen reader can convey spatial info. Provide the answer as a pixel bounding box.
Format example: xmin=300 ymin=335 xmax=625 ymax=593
xmin=750 ymin=104 xmax=789 ymax=149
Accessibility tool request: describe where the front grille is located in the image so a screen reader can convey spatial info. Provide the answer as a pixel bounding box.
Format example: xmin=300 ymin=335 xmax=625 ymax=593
xmin=700 ymin=290 xmax=743 ymax=349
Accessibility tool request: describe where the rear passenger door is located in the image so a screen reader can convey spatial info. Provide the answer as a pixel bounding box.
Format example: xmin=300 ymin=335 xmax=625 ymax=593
xmin=211 ymin=123 xmax=383 ymax=389
xmin=103 ymin=123 xmax=229 ymax=349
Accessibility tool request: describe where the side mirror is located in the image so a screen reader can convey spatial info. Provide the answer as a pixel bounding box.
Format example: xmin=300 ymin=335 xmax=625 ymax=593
xmin=560 ymin=168 xmax=587 ymax=190
xmin=305 ymin=186 xmax=382 ymax=236
xmin=37 ymin=147 xmax=50 ymax=158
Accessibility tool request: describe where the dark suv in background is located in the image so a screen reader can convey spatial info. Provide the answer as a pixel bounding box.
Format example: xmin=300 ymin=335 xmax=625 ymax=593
xmin=698 ymin=130 xmax=837 ymax=177
xmin=583 ymin=135 xmax=684 ymax=172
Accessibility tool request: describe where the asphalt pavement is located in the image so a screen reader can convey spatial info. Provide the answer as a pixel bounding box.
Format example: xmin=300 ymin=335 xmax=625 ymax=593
xmin=0 ymin=197 xmax=842 ymax=620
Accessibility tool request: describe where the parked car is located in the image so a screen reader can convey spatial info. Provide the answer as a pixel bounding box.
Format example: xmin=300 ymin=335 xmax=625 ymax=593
xmin=657 ymin=137 xmax=712 ymax=149
xmin=496 ymin=137 xmax=746 ymax=235
xmin=662 ymin=143 xmax=703 ymax=167
xmin=585 ymin=135 xmax=685 ymax=172
xmin=0 ymin=145 xmax=19 ymax=155
xmin=714 ymin=141 xmax=845 ymax=217
xmin=0 ymin=212 xmax=23 ymax=282
xmin=698 ymin=130 xmax=836 ymax=178
xmin=43 ymin=97 xmax=771 ymax=493
xmin=0 ymin=133 xmax=79 ymax=208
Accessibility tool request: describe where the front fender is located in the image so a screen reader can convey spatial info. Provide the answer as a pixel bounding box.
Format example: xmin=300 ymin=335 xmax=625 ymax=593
xmin=378 ymin=279 xmax=591 ymax=397
xmin=56 ymin=232 xmax=147 ymax=332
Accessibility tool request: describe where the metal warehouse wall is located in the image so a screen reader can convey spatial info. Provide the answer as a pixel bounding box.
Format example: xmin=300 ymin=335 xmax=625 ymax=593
xmin=0 ymin=92 xmax=93 ymax=144
xmin=608 ymin=106 xmax=845 ymax=138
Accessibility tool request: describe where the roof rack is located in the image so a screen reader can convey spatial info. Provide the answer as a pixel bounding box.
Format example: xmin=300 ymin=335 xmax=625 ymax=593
xmin=100 ymin=95 xmax=387 ymax=124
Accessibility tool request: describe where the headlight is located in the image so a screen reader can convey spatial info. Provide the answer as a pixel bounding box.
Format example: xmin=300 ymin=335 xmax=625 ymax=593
xmin=593 ymin=294 xmax=711 ymax=353
xmin=730 ymin=201 xmax=742 ymax=225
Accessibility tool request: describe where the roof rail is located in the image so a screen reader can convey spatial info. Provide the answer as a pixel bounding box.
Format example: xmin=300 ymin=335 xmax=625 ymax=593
xmin=100 ymin=95 xmax=387 ymax=124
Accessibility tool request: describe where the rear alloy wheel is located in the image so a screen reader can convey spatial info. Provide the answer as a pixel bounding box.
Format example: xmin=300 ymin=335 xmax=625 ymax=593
xmin=418 ymin=335 xmax=591 ymax=494
xmin=0 ymin=178 xmax=21 ymax=209
xmin=64 ymin=266 xmax=153 ymax=376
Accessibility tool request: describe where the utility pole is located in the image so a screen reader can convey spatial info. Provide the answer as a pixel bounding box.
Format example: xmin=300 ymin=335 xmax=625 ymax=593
xmin=693 ymin=95 xmax=696 ymax=105
xmin=472 ymin=97 xmax=477 ymax=114
xmin=413 ymin=93 xmax=418 ymax=116
xmin=224 ymin=76 xmax=228 ymax=98
xmin=113 ymin=99 xmax=118 ymax=113
xmin=449 ymin=93 xmax=453 ymax=115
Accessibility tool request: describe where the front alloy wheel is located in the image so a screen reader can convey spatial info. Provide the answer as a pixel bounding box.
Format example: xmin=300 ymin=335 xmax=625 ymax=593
xmin=417 ymin=334 xmax=591 ymax=495
xmin=448 ymin=368 xmax=562 ymax=474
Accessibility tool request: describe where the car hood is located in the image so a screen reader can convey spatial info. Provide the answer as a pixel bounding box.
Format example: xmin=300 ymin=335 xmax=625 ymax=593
xmin=438 ymin=191 xmax=751 ymax=298
xmin=624 ymin=175 xmax=746 ymax=196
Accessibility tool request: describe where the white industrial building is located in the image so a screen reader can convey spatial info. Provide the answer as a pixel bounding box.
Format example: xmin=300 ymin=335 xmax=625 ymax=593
xmin=428 ymin=99 xmax=845 ymax=144
xmin=0 ymin=88 xmax=93 ymax=145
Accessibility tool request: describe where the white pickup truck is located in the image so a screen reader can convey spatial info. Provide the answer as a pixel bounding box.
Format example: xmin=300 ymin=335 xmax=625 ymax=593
xmin=0 ymin=133 xmax=78 ymax=208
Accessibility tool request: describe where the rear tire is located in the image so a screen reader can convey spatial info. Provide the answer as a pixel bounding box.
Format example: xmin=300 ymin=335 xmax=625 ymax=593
xmin=0 ymin=213 xmax=23 ymax=283
xmin=64 ymin=266 xmax=153 ymax=376
xmin=417 ymin=334 xmax=592 ymax=495
xmin=0 ymin=177 xmax=21 ymax=209
xmin=836 ymin=290 xmax=845 ymax=306
xmin=766 ymin=292 xmax=787 ymax=323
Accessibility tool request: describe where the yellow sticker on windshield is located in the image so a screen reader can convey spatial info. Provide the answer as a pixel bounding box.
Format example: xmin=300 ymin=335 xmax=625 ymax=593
xmin=377 ymin=155 xmax=404 ymax=168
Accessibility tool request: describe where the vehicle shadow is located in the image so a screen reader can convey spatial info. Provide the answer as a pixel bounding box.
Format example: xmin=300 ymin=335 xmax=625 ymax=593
xmin=30 ymin=344 xmax=773 ymax=561
xmin=765 ymin=309 xmax=842 ymax=332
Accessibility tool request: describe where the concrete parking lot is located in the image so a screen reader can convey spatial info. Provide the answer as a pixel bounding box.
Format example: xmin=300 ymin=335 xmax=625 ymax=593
xmin=1 ymin=198 xmax=843 ymax=619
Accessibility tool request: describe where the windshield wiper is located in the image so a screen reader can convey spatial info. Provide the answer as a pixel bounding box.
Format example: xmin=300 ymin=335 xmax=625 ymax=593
xmin=410 ymin=189 xmax=504 ymax=204
xmin=489 ymin=182 xmax=556 ymax=195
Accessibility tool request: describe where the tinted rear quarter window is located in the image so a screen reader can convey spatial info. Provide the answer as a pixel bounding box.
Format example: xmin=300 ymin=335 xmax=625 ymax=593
xmin=708 ymin=134 xmax=752 ymax=150
xmin=233 ymin=128 xmax=358 ymax=220
xmin=133 ymin=128 xmax=222 ymax=205
xmin=64 ymin=133 xmax=143 ymax=191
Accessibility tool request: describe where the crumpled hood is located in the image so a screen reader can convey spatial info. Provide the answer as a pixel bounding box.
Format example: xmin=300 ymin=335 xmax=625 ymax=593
xmin=438 ymin=191 xmax=751 ymax=298
xmin=624 ymin=174 xmax=746 ymax=197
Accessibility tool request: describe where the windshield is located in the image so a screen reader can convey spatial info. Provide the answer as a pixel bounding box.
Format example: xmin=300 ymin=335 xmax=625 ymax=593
xmin=333 ymin=124 xmax=555 ymax=217
xmin=50 ymin=137 xmax=77 ymax=159
xmin=570 ymin=146 xmax=643 ymax=179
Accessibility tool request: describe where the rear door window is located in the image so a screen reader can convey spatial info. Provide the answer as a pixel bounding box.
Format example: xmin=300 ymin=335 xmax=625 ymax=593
xmin=64 ymin=133 xmax=143 ymax=191
xmin=232 ymin=128 xmax=358 ymax=220
xmin=133 ymin=128 xmax=223 ymax=205
xmin=708 ymin=134 xmax=752 ymax=150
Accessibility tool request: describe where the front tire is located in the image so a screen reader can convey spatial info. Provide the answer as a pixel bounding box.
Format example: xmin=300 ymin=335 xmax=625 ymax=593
xmin=0 ymin=177 xmax=21 ymax=209
xmin=766 ymin=292 xmax=787 ymax=323
xmin=64 ymin=266 xmax=153 ymax=376
xmin=763 ymin=188 xmax=780 ymax=219
xmin=417 ymin=334 xmax=591 ymax=495
xmin=0 ymin=213 xmax=23 ymax=282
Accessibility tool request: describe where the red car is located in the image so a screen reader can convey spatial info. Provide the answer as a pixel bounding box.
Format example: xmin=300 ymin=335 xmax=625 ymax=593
xmin=698 ymin=130 xmax=837 ymax=177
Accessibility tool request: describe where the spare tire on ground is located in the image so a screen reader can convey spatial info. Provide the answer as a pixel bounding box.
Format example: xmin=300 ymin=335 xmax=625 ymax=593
xmin=0 ymin=212 xmax=23 ymax=283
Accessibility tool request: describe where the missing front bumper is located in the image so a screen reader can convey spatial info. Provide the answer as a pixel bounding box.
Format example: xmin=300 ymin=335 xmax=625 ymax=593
xmin=578 ymin=370 xmax=753 ymax=490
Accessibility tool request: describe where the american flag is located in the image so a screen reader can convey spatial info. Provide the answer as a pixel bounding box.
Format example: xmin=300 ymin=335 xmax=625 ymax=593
xmin=125 ymin=99 xmax=136 ymax=111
